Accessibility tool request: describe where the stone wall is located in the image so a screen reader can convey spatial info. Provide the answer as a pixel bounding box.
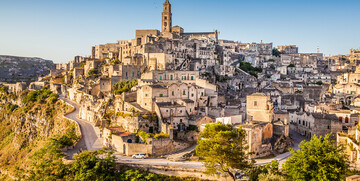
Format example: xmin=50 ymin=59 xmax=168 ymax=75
xmin=150 ymin=137 xmax=192 ymax=156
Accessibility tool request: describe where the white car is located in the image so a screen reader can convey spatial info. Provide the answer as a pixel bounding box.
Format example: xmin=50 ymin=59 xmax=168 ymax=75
xmin=132 ymin=153 xmax=147 ymax=159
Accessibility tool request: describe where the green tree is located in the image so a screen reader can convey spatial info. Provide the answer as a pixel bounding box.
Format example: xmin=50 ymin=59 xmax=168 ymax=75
xmin=315 ymin=81 xmax=323 ymax=85
xmin=28 ymin=140 xmax=69 ymax=181
xmin=70 ymin=149 xmax=117 ymax=181
xmin=282 ymin=134 xmax=348 ymax=181
xmin=249 ymin=160 xmax=282 ymax=181
xmin=196 ymin=122 xmax=252 ymax=180
xmin=88 ymin=68 xmax=99 ymax=75
xmin=272 ymin=48 xmax=281 ymax=57
xmin=258 ymin=173 xmax=289 ymax=181
xmin=287 ymin=64 xmax=295 ymax=68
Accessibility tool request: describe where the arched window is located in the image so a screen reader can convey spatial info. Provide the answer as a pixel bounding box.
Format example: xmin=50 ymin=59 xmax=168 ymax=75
xmin=345 ymin=117 xmax=349 ymax=123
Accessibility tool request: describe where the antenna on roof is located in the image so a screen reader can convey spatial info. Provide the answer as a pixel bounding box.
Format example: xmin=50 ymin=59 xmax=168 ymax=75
xmin=317 ymin=46 xmax=320 ymax=53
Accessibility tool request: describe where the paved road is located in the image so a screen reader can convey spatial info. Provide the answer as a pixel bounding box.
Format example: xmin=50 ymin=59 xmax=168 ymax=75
xmin=115 ymin=154 xmax=204 ymax=168
xmin=60 ymin=97 xmax=103 ymax=159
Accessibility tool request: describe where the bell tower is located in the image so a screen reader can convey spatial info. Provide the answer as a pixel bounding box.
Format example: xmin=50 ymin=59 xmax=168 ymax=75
xmin=162 ymin=0 xmax=172 ymax=33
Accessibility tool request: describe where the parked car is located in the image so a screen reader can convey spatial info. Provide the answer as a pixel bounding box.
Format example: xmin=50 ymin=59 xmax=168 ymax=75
xmin=132 ymin=153 xmax=147 ymax=159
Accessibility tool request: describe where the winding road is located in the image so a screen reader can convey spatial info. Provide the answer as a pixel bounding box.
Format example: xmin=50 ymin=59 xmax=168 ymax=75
xmin=60 ymin=97 xmax=103 ymax=159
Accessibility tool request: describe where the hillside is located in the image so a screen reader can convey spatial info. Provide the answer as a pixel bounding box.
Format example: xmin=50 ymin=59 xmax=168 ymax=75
xmin=0 ymin=87 xmax=78 ymax=180
xmin=0 ymin=55 xmax=55 ymax=83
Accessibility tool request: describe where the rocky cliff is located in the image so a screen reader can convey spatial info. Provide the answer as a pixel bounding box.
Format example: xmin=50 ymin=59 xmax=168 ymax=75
xmin=0 ymin=55 xmax=55 ymax=83
xmin=0 ymin=88 xmax=78 ymax=180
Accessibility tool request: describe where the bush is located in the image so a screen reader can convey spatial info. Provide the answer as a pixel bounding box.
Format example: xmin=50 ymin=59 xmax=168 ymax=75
xmin=154 ymin=132 xmax=169 ymax=140
xmin=287 ymin=64 xmax=295 ymax=68
xmin=187 ymin=125 xmax=198 ymax=132
xmin=22 ymin=87 xmax=59 ymax=105
xmin=0 ymin=86 xmax=8 ymax=93
xmin=54 ymin=130 xmax=79 ymax=148
xmin=88 ymin=68 xmax=99 ymax=75
xmin=137 ymin=130 xmax=154 ymax=143
xmin=112 ymin=79 xmax=138 ymax=95
xmin=239 ymin=61 xmax=262 ymax=78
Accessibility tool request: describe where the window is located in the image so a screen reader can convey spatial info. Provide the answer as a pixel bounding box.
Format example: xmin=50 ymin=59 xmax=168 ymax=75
xmin=172 ymin=91 xmax=174 ymax=96
xmin=126 ymin=72 xmax=128 ymax=77
xmin=159 ymin=94 xmax=163 ymax=97
xmin=183 ymin=90 xmax=186 ymax=95
xmin=191 ymin=76 xmax=194 ymax=80
xmin=189 ymin=108 xmax=192 ymax=112
xmin=132 ymin=72 xmax=134 ymax=77
xmin=170 ymin=75 xmax=173 ymax=80
xmin=254 ymin=101 xmax=257 ymax=106
xmin=345 ymin=117 xmax=349 ymax=123
xmin=328 ymin=125 xmax=331 ymax=129
xmin=191 ymin=93 xmax=194 ymax=97
xmin=145 ymin=94 xmax=148 ymax=97
xmin=180 ymin=119 xmax=183 ymax=123
xmin=159 ymin=75 xmax=162 ymax=80
xmin=201 ymin=92 xmax=204 ymax=96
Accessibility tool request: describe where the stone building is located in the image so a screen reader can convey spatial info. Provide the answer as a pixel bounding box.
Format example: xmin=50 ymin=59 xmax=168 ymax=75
xmin=337 ymin=125 xmax=360 ymax=167
xmin=277 ymin=45 xmax=298 ymax=54
xmin=238 ymin=121 xmax=273 ymax=158
xmin=2 ymin=82 xmax=27 ymax=94
xmin=246 ymin=93 xmax=273 ymax=122
xmin=73 ymin=67 xmax=84 ymax=80
xmin=349 ymin=48 xmax=360 ymax=64
xmin=289 ymin=112 xmax=342 ymax=139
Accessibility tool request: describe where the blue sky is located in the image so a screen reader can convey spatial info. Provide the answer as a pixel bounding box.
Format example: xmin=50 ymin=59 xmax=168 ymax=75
xmin=0 ymin=0 xmax=359 ymax=63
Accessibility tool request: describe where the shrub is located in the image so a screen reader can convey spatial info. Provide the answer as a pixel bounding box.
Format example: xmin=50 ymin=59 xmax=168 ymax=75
xmin=137 ymin=130 xmax=154 ymax=143
xmin=54 ymin=130 xmax=79 ymax=148
xmin=112 ymin=79 xmax=138 ymax=95
xmin=154 ymin=132 xmax=169 ymax=140
xmin=187 ymin=125 xmax=198 ymax=132
xmin=87 ymin=68 xmax=99 ymax=75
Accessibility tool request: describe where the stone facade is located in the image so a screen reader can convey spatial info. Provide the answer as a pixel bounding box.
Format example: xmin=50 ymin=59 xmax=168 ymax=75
xmin=290 ymin=112 xmax=342 ymax=139
xmin=246 ymin=93 xmax=273 ymax=122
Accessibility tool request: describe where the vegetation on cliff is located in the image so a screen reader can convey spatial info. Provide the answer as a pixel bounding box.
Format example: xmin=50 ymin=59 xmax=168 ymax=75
xmin=0 ymin=87 xmax=77 ymax=180
xmin=0 ymin=88 xmax=202 ymax=181
xmin=239 ymin=61 xmax=262 ymax=78
xmin=112 ymin=79 xmax=138 ymax=95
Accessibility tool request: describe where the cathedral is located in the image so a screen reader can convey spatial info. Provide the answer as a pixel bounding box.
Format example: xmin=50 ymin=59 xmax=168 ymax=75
xmin=91 ymin=0 xmax=219 ymax=67
xmin=159 ymin=0 xmax=219 ymax=40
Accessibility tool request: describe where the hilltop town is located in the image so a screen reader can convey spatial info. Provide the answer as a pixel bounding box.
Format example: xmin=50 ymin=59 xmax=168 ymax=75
xmin=2 ymin=0 xmax=360 ymax=180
